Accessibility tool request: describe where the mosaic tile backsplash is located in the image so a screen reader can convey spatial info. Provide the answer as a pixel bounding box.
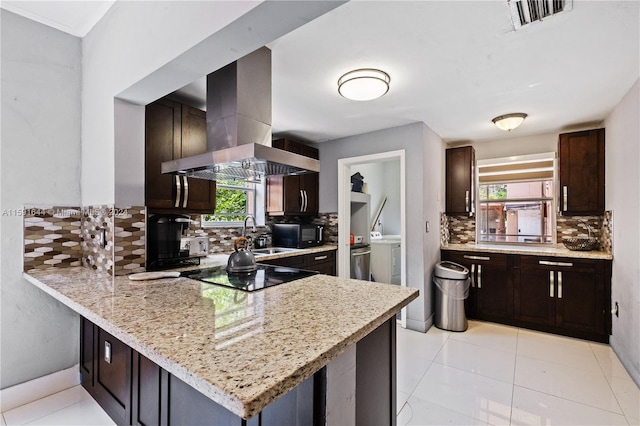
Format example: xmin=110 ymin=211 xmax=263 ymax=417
xmin=81 ymin=205 xmax=115 ymax=274
xmin=114 ymin=206 xmax=146 ymax=275
xmin=443 ymin=211 xmax=613 ymax=253
xmin=24 ymin=206 xmax=83 ymax=271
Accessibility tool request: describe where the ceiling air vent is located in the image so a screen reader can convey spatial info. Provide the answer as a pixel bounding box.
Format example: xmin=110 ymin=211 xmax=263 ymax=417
xmin=508 ymin=0 xmax=573 ymax=30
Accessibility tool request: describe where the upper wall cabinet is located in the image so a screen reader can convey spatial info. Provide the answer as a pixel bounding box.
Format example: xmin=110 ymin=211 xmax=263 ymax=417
xmin=145 ymin=99 xmax=216 ymax=214
xmin=266 ymin=138 xmax=319 ymax=216
xmin=558 ymin=128 xmax=605 ymax=215
xmin=445 ymin=146 xmax=475 ymax=215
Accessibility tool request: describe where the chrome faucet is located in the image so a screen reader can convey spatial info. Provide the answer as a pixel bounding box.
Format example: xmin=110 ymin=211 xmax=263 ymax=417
xmin=578 ymin=219 xmax=593 ymax=238
xmin=242 ymin=215 xmax=256 ymax=238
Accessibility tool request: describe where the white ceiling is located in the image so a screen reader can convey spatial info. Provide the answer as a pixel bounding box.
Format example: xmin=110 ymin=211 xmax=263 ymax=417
xmin=3 ymin=1 xmax=639 ymax=143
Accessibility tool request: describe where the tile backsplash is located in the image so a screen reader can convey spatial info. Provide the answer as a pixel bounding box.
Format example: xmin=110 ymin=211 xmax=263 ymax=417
xmin=113 ymin=206 xmax=146 ymax=275
xmin=442 ymin=211 xmax=613 ymax=253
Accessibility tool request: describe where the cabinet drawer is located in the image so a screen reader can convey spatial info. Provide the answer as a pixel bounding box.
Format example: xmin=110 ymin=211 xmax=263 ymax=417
xmin=305 ymin=251 xmax=335 ymax=267
xmin=520 ymin=255 xmax=600 ymax=273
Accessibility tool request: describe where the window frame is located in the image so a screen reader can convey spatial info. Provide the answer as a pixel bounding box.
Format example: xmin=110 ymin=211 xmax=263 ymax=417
xmin=475 ymin=153 xmax=557 ymax=246
xmin=200 ymin=180 xmax=258 ymax=227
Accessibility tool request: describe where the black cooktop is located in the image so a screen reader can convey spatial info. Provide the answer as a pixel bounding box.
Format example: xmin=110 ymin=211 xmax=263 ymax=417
xmin=181 ymin=264 xmax=318 ymax=292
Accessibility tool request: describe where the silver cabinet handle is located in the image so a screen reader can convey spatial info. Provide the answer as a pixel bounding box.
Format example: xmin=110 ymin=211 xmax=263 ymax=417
xmin=465 ymin=190 xmax=470 ymax=212
xmin=314 ymin=255 xmax=328 ymax=261
xmin=539 ymin=260 xmax=573 ymax=267
xmin=549 ymin=271 xmax=555 ymax=297
xmin=175 ymin=175 xmax=181 ymax=208
xmin=104 ymin=341 xmax=112 ymax=364
xmin=303 ymin=190 xmax=308 ymax=212
xmin=351 ymin=251 xmax=371 ymax=257
xmin=477 ymin=264 xmax=482 ymax=289
xmin=470 ymin=264 xmax=475 ymax=287
xmin=183 ymin=176 xmax=189 ymax=208
xmin=558 ymin=271 xmax=563 ymax=299
xmin=563 ymin=186 xmax=568 ymax=211
xmin=299 ymin=190 xmax=304 ymax=212
xmin=464 ymin=255 xmax=490 ymax=261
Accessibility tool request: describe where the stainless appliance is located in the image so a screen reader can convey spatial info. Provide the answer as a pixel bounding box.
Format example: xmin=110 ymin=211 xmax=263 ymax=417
xmin=181 ymin=264 xmax=317 ymax=292
xmin=161 ymin=47 xmax=319 ymax=182
xmin=350 ymin=245 xmax=371 ymax=280
xmin=147 ymin=214 xmax=200 ymax=270
xmin=180 ymin=236 xmax=209 ymax=257
xmin=272 ymin=223 xmax=324 ymax=248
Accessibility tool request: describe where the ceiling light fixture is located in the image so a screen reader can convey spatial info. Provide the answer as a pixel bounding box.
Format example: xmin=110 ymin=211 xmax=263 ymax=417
xmin=338 ymin=68 xmax=390 ymax=101
xmin=492 ymin=113 xmax=528 ymax=131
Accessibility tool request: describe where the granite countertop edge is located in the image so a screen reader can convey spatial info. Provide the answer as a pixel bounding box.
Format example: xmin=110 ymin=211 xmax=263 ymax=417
xmin=441 ymin=243 xmax=613 ymax=260
xmin=23 ymin=267 xmax=417 ymax=419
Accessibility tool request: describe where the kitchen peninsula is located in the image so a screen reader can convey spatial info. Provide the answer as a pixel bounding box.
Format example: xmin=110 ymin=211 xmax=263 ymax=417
xmin=24 ymin=264 xmax=418 ymax=425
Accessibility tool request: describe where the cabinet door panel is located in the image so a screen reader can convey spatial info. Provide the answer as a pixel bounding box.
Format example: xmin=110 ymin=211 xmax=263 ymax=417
xmin=556 ymin=270 xmax=601 ymax=334
xmin=559 ymin=129 xmax=605 ymax=214
xmin=134 ymin=353 xmax=161 ymax=426
xmin=446 ymin=146 xmax=474 ymax=215
xmin=146 ymin=100 xmax=181 ymax=209
xmin=80 ymin=317 xmax=93 ymax=386
xmin=95 ymin=328 xmax=131 ymax=425
xmin=514 ymin=266 xmax=555 ymax=326
xmin=474 ymin=258 xmax=512 ymax=320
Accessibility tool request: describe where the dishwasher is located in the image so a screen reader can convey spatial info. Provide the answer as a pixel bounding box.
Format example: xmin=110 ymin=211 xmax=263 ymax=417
xmin=350 ymin=245 xmax=371 ymax=280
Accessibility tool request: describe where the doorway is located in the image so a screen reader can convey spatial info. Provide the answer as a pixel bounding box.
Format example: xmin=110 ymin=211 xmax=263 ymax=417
xmin=337 ymin=150 xmax=407 ymax=327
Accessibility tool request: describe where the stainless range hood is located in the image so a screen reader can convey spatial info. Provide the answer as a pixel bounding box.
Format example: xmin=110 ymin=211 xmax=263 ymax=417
xmin=161 ymin=47 xmax=319 ymax=181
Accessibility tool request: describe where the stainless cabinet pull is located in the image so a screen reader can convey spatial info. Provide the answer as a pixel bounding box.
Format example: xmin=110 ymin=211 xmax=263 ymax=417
xmin=299 ymin=190 xmax=304 ymax=212
xmin=563 ymin=186 xmax=568 ymax=211
xmin=549 ymin=271 xmax=555 ymax=297
xmin=183 ymin=176 xmax=189 ymax=208
xmin=175 ymin=176 xmax=181 ymax=208
xmin=558 ymin=271 xmax=563 ymax=299
xmin=464 ymin=255 xmax=490 ymax=261
xmin=105 ymin=341 xmax=112 ymax=364
xmin=351 ymin=251 xmax=371 ymax=257
xmin=539 ymin=260 xmax=573 ymax=267
xmin=465 ymin=190 xmax=470 ymax=212
xmin=314 ymin=255 xmax=328 ymax=261
xmin=477 ymin=264 xmax=482 ymax=289
xmin=470 ymin=264 xmax=476 ymax=287
xmin=303 ymin=190 xmax=308 ymax=212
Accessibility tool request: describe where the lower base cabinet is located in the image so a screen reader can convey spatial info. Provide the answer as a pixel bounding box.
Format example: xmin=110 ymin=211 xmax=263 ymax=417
xmin=440 ymin=250 xmax=611 ymax=343
xmin=80 ymin=315 xmax=397 ymax=425
xmin=260 ymin=250 xmax=336 ymax=276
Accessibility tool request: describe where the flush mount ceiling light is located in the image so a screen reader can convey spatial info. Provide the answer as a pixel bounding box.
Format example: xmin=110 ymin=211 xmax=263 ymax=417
xmin=338 ymin=68 xmax=390 ymax=101
xmin=492 ymin=113 xmax=528 ymax=131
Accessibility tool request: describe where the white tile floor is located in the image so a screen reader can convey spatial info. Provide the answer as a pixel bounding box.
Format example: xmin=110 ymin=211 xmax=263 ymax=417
xmin=397 ymin=320 xmax=640 ymax=426
xmin=2 ymin=320 xmax=638 ymax=425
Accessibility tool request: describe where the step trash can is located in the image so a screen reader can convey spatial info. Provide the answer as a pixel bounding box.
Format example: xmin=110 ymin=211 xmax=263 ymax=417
xmin=433 ymin=261 xmax=470 ymax=332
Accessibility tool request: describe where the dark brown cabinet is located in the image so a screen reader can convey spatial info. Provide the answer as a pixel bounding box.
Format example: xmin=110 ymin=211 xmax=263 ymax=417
xmin=266 ymin=139 xmax=319 ymax=216
xmin=440 ymin=250 xmax=611 ymax=343
xmin=81 ymin=317 xmax=324 ymax=426
xmin=445 ymin=146 xmax=475 ymax=215
xmin=260 ymin=250 xmax=336 ymax=276
xmin=80 ymin=317 xmax=132 ymax=425
xmin=514 ymin=256 xmax=610 ymax=342
xmin=558 ymin=128 xmax=605 ymax=215
xmin=441 ymin=251 xmax=512 ymax=322
xmin=145 ymin=99 xmax=216 ymax=214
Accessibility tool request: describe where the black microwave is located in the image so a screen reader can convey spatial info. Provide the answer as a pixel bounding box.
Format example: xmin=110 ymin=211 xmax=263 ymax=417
xmin=272 ymin=224 xmax=324 ymax=248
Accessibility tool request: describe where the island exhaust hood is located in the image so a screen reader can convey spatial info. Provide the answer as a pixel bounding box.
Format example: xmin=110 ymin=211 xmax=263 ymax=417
xmin=161 ymin=46 xmax=319 ymax=181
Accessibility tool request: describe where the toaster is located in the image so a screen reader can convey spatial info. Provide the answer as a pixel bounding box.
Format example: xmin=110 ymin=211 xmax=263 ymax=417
xmin=180 ymin=236 xmax=209 ymax=257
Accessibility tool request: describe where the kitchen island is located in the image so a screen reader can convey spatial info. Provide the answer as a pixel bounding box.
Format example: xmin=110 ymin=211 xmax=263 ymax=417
xmin=24 ymin=265 xmax=417 ymax=424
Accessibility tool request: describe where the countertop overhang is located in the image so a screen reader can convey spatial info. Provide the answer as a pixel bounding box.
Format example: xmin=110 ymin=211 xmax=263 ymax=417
xmin=442 ymin=243 xmax=612 ymax=260
xmin=24 ymin=264 xmax=417 ymax=419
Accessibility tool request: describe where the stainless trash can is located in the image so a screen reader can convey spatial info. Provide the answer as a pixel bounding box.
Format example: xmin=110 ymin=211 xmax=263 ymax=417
xmin=433 ymin=261 xmax=470 ymax=332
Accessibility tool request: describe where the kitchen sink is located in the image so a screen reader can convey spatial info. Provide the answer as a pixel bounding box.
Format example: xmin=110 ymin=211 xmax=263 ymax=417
xmin=252 ymin=247 xmax=302 ymax=256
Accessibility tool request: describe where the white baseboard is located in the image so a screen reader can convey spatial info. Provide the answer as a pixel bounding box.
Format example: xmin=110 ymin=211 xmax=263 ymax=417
xmin=0 ymin=365 xmax=80 ymax=412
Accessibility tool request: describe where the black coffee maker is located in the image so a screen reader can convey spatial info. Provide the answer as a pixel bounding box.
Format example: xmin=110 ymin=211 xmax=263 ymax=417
xmin=147 ymin=214 xmax=191 ymax=270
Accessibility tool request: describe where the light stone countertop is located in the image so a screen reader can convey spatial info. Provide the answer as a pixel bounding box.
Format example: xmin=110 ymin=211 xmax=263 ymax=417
xmin=442 ymin=243 xmax=613 ymax=260
xmin=24 ymin=265 xmax=417 ymax=419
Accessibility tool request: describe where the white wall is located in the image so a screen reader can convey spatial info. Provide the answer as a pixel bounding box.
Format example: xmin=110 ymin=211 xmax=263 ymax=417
xmin=0 ymin=11 xmax=82 ymax=388
xmin=114 ymin=99 xmax=145 ymax=207
xmin=605 ymin=78 xmax=640 ymax=385
xmin=317 ymin=122 xmax=445 ymax=332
